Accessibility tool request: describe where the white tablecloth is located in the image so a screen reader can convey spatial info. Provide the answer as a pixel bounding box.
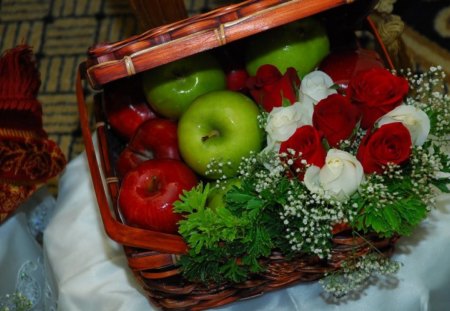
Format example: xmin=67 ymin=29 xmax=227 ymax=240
xmin=42 ymin=151 xmax=450 ymax=311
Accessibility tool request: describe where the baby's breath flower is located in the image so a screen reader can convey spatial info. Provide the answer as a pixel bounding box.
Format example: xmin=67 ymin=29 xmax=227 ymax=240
xmin=320 ymin=254 xmax=401 ymax=297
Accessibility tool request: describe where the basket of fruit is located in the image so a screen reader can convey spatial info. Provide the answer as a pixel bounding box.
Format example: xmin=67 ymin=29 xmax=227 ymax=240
xmin=76 ymin=0 xmax=450 ymax=310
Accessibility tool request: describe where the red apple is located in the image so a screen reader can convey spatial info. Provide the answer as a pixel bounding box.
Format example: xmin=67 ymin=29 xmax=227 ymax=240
xmin=115 ymin=118 xmax=181 ymax=178
xmin=103 ymin=78 xmax=157 ymax=141
xmin=318 ymin=48 xmax=385 ymax=90
xmin=118 ymin=159 xmax=198 ymax=234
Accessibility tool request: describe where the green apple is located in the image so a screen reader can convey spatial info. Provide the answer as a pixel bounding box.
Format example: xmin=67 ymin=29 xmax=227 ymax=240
xmin=245 ymin=17 xmax=330 ymax=78
xmin=207 ymin=178 xmax=242 ymax=210
xmin=142 ymin=52 xmax=226 ymax=119
xmin=178 ymin=90 xmax=263 ymax=179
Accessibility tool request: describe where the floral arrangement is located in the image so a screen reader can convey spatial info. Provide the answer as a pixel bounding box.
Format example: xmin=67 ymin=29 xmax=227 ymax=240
xmin=173 ymin=64 xmax=450 ymax=296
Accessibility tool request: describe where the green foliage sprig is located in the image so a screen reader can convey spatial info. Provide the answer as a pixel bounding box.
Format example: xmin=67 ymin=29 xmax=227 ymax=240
xmin=174 ymin=181 xmax=278 ymax=283
xmin=351 ymin=163 xmax=429 ymax=237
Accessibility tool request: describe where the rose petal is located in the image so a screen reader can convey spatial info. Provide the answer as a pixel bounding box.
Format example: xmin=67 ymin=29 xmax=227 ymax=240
xmin=377 ymin=104 xmax=430 ymax=146
xmin=299 ymin=70 xmax=337 ymax=107
xmin=256 ymin=64 xmax=282 ymax=85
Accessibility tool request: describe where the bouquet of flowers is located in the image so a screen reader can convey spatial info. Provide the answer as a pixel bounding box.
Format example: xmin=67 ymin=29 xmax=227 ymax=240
xmin=173 ymin=63 xmax=450 ymax=296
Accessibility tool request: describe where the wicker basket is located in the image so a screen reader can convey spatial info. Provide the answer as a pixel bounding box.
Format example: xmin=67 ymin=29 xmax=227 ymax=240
xmin=76 ymin=0 xmax=398 ymax=309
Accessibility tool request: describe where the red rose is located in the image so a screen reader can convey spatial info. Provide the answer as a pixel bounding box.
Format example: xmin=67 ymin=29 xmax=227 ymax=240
xmin=357 ymin=122 xmax=412 ymax=174
xmin=313 ymin=93 xmax=361 ymax=147
xmin=247 ymin=64 xmax=301 ymax=112
xmin=346 ymin=68 xmax=409 ymax=129
xmin=280 ymin=125 xmax=326 ymax=178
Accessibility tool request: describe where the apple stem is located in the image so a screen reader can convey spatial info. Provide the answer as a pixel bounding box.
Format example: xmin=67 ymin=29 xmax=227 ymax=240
xmin=148 ymin=175 xmax=159 ymax=193
xmin=201 ymin=129 xmax=220 ymax=142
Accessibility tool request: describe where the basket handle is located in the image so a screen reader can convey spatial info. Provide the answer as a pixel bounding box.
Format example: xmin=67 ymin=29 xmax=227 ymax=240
xmin=76 ymin=63 xmax=188 ymax=254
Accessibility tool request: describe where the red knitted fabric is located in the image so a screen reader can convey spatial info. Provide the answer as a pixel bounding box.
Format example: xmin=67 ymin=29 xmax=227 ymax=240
xmin=0 ymin=45 xmax=66 ymax=223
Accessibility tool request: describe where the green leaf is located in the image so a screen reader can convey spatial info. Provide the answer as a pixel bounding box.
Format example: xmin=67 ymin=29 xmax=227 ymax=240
xmin=330 ymin=83 xmax=340 ymax=90
xmin=431 ymin=178 xmax=450 ymax=193
xmin=368 ymin=213 xmax=390 ymax=234
xmin=226 ymin=191 xmax=255 ymax=204
xmin=246 ymin=225 xmax=273 ymax=258
xmin=395 ymin=198 xmax=428 ymax=230
xmin=220 ymin=259 xmax=248 ymax=283
xmin=173 ymin=182 xmax=210 ymax=214
xmin=382 ymin=207 xmax=401 ymax=232
xmin=281 ymin=93 xmax=292 ymax=107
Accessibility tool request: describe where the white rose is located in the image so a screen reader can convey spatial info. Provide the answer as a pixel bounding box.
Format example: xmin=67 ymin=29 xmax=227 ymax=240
xmin=299 ymin=70 xmax=337 ymax=107
xmin=378 ymin=104 xmax=430 ymax=146
xmin=264 ymin=101 xmax=313 ymax=151
xmin=304 ymin=149 xmax=364 ymax=201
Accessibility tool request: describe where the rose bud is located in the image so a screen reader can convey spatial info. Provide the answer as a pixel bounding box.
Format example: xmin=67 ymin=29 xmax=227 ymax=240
xmin=346 ymin=68 xmax=409 ymax=129
xmin=226 ymin=68 xmax=250 ymax=92
xmin=247 ymin=64 xmax=300 ymax=112
xmin=357 ymin=122 xmax=412 ymax=174
xmin=313 ymin=93 xmax=361 ymax=147
xmin=279 ymin=125 xmax=326 ymax=179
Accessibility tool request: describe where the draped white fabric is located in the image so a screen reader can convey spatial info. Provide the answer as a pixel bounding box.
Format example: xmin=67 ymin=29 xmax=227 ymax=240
xmin=42 ymin=151 xmax=450 ymax=311
xmin=0 ymin=187 xmax=58 ymax=310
